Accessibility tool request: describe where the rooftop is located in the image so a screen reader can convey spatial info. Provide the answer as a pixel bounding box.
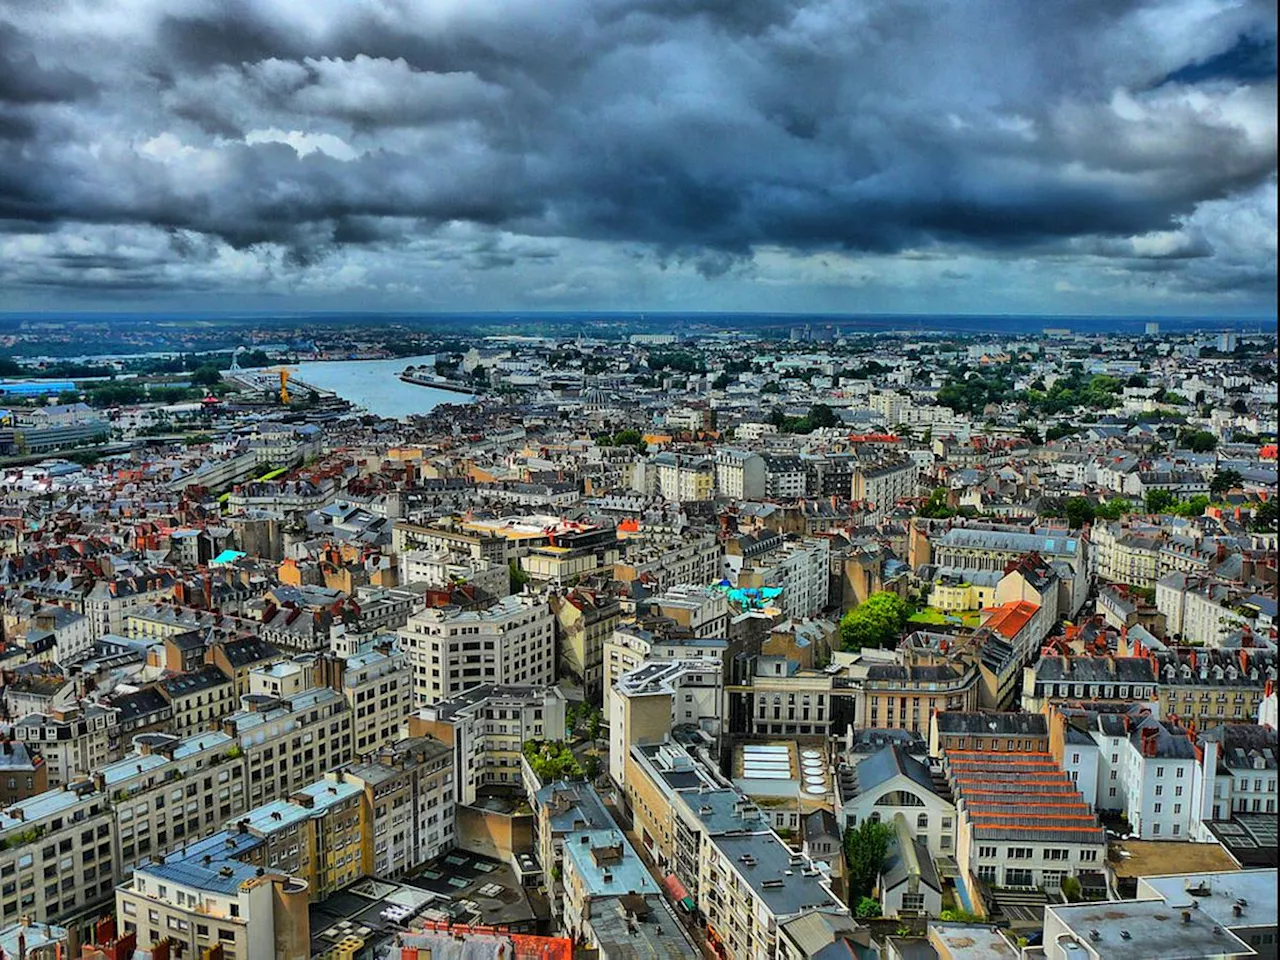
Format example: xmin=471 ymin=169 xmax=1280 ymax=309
xmin=711 ymin=832 xmax=844 ymax=920
xmin=1046 ymin=898 xmax=1254 ymax=959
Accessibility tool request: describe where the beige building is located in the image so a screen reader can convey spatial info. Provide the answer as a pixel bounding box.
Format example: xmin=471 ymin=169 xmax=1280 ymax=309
xmin=550 ymin=589 xmax=622 ymax=701
xmin=157 ymin=665 xmax=238 ymax=737
xmin=0 ymin=781 xmax=117 ymax=927
xmin=613 ymin=530 xmax=722 ymax=590
xmin=341 ymin=736 xmax=456 ymax=877
xmin=116 ymin=831 xmax=310 ymax=960
xmin=398 ymin=594 xmax=555 ymax=705
xmin=12 ymin=703 xmax=116 ymax=787
xmin=410 ymin=684 xmax=567 ymax=805
xmin=603 ymin=625 xmax=730 ymax=695
xmin=219 ymin=686 xmax=353 ymax=810
xmin=98 ymin=730 xmax=247 ymax=875
xmin=851 ymin=457 xmax=918 ymax=520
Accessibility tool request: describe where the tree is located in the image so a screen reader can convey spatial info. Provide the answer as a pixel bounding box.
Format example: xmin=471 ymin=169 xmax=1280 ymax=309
xmin=1172 ymin=495 xmax=1210 ymax=518
xmin=844 ymin=819 xmax=894 ymax=902
xmin=1061 ymin=875 xmax=1083 ymax=902
xmin=855 ymin=897 xmax=882 ymax=919
xmin=1065 ymin=497 xmax=1095 ymax=530
xmin=918 ymin=488 xmax=954 ymax=519
xmin=1094 ymin=498 xmax=1133 ymax=521
xmin=1145 ymin=489 xmax=1178 ymax=515
xmin=190 ymin=365 xmax=223 ymax=387
xmin=761 ymin=381 xmax=782 ymax=394
xmin=1179 ymin=429 xmax=1218 ymax=453
xmin=509 ymin=560 xmax=530 ymax=594
xmin=1253 ymin=500 xmax=1277 ymax=533
xmin=808 ymin=403 xmax=838 ymax=429
xmin=712 ymin=372 xmax=731 ymax=389
xmin=840 ymin=592 xmax=909 ymax=651
xmin=1231 ymin=398 xmax=1249 ymax=415
xmin=1210 ymin=468 xmax=1243 ymax=498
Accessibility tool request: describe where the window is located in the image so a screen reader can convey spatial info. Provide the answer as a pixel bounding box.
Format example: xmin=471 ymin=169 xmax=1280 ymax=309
xmin=917 ymin=814 xmax=929 ymax=830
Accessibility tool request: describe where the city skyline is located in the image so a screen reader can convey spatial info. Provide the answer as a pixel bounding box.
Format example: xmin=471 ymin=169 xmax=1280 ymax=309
xmin=0 ymin=0 xmax=1275 ymax=315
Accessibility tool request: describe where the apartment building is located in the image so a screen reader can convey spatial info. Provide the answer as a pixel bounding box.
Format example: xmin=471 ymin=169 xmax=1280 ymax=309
xmin=560 ymin=825 xmax=698 ymax=957
xmin=0 ymin=740 xmax=47 ymax=804
xmin=12 ymin=703 xmax=116 ymax=787
xmin=98 ymin=730 xmax=246 ymax=875
xmin=206 ymin=636 xmax=284 ymax=699
xmin=0 ymin=781 xmax=117 ymax=927
xmin=1147 ymin=646 xmax=1277 ymax=728
xmin=520 ymin=524 xmax=621 ymax=585
xmin=341 ymin=736 xmax=456 ymax=877
xmin=1132 ymin=870 xmax=1277 ymax=958
xmin=1121 ymin=717 xmax=1201 ymax=840
xmin=115 ymin=830 xmax=310 ymax=960
xmin=335 ymin=646 xmax=413 ymax=756
xmin=928 ymin=711 xmax=1049 ymax=758
xmin=392 ymin=519 xmax=511 ymax=565
xmin=550 ymin=589 xmax=622 ymax=702
xmin=852 ymin=456 xmax=917 ymax=521
xmin=398 ymin=551 xmax=509 ymax=598
xmin=713 ymin=449 xmax=765 ymax=500
xmin=609 ymin=738 xmax=849 ymax=960
xmin=85 ymin=573 xmax=179 ymax=639
xmin=761 ymin=455 xmax=807 ymax=500
xmin=233 ymin=773 xmax=366 ymax=900
xmin=649 ymin=583 xmax=730 ymax=637
xmin=157 ymin=666 xmax=238 ymax=738
xmin=929 ymin=524 xmax=1088 ymax=617
xmin=647 ymin=453 xmax=715 ymax=502
xmin=398 ymin=594 xmax=554 ymax=705
xmin=219 ymin=686 xmax=352 ymax=810
xmin=603 ymin=624 xmax=729 ymax=695
xmin=532 ymin=780 xmax=615 ymax=915
xmin=1156 ymin=573 xmax=1255 ymax=645
xmin=850 ymin=652 xmax=979 ymax=735
xmin=410 ymin=684 xmax=567 ymax=805
xmin=607 ymin=658 xmax=722 ymax=786
xmin=613 ymin=531 xmax=722 ymax=591
xmin=1021 ymin=655 xmax=1158 ymax=714
xmin=698 ymin=813 xmax=848 ymax=960
xmin=949 ymin=751 xmax=1106 ymax=894
xmin=1195 ymin=724 xmax=1278 ymax=823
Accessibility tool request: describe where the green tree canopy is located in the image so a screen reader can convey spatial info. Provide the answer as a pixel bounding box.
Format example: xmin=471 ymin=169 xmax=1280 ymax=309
xmin=190 ymin=365 xmax=223 ymax=387
xmin=1210 ymin=468 xmax=1243 ymax=498
xmin=844 ymin=819 xmax=894 ymax=902
xmin=840 ymin=592 xmax=909 ymax=651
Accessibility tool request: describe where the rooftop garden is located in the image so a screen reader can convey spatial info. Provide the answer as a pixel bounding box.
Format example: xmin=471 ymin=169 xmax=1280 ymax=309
xmin=522 ymin=739 xmax=584 ymax=782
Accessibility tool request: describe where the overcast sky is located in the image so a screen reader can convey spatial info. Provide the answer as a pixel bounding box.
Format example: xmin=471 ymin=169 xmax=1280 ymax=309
xmin=0 ymin=0 xmax=1275 ymax=315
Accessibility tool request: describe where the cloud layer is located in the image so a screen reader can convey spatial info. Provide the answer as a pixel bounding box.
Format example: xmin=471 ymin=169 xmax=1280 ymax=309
xmin=0 ymin=0 xmax=1275 ymax=313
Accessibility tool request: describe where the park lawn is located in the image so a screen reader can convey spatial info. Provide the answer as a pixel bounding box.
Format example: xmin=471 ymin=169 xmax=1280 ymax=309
xmin=908 ymin=607 xmax=983 ymax=628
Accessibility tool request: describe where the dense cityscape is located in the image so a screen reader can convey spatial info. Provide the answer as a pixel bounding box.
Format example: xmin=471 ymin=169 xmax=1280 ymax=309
xmin=0 ymin=317 xmax=1272 ymax=960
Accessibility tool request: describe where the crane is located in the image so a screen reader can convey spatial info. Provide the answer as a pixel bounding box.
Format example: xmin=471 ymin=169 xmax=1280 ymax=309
xmin=271 ymin=367 xmax=294 ymax=405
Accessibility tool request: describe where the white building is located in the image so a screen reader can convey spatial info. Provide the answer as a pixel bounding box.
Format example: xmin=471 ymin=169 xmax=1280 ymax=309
xmin=714 ymin=448 xmax=766 ymax=500
xmin=398 ymin=594 xmax=555 ymax=705
xmin=840 ymin=745 xmax=957 ymax=858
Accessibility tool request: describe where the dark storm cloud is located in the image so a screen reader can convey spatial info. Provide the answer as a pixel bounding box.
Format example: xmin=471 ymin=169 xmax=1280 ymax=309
xmin=0 ymin=0 xmax=1275 ymax=305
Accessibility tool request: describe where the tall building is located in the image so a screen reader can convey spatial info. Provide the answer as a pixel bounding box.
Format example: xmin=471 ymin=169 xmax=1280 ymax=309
xmin=410 ymin=684 xmax=567 ymax=805
xmin=115 ymin=830 xmax=311 ymax=960
xmin=399 ymin=595 xmax=555 ymax=705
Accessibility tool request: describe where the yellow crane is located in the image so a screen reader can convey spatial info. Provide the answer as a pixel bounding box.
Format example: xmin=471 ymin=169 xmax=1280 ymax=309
xmin=271 ymin=367 xmax=294 ymax=405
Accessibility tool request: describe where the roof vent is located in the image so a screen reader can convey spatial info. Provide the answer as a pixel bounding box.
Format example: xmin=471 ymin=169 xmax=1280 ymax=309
xmin=1088 ymin=930 xmax=1100 ymax=942
xmin=1120 ymin=931 xmax=1131 ymax=940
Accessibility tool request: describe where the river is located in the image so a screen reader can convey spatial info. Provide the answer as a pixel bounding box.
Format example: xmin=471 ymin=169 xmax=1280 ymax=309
xmin=286 ymin=355 xmax=475 ymax=420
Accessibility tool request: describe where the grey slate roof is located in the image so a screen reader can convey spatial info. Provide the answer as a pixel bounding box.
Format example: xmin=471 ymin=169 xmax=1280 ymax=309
xmin=853 ymin=745 xmax=937 ymax=797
